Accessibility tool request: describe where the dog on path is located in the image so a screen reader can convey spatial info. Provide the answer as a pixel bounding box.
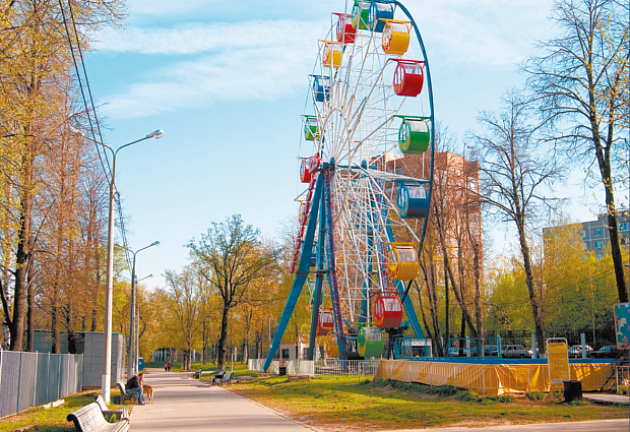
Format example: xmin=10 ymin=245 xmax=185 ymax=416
xmin=143 ymin=385 xmax=154 ymax=404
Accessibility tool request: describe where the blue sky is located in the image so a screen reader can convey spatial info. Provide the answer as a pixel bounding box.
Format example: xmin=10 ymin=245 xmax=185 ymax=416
xmin=84 ymin=0 xmax=610 ymax=289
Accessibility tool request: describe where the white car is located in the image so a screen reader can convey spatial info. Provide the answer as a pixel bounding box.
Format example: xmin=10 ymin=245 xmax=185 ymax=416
xmin=568 ymin=345 xmax=594 ymax=358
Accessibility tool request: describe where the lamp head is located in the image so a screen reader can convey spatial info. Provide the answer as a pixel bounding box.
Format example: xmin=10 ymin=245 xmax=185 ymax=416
xmin=150 ymin=241 xmax=160 ymax=247
xmin=146 ymin=130 xmax=164 ymax=139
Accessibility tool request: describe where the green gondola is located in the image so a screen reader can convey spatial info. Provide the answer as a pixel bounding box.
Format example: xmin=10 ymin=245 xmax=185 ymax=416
xmin=398 ymin=118 xmax=430 ymax=154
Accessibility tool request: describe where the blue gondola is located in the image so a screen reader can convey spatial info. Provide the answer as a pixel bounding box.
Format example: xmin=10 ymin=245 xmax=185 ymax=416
xmin=397 ymin=183 xmax=429 ymax=218
xmin=312 ymin=75 xmax=331 ymax=102
xmin=368 ymin=2 xmax=394 ymax=33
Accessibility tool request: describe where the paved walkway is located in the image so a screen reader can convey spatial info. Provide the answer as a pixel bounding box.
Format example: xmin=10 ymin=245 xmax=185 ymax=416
xmin=131 ymin=369 xmax=629 ymax=432
xmin=130 ymin=369 xmax=312 ymax=431
xmin=583 ymin=392 xmax=629 ymax=404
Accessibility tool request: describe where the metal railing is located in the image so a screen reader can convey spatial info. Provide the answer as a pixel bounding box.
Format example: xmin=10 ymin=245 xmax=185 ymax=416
xmin=248 ymin=358 xmax=381 ymax=377
xmin=616 ymin=365 xmax=629 ymax=393
xmin=0 ymin=350 xmax=83 ymax=419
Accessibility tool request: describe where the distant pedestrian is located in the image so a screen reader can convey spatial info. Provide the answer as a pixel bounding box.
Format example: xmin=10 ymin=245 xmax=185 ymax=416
xmin=166 ymin=361 xmax=171 ymax=372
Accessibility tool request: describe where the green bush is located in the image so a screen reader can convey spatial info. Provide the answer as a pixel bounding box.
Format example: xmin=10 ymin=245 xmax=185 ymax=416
xmin=481 ymin=394 xmax=514 ymax=403
xmin=456 ymin=390 xmax=480 ymax=402
xmin=527 ymin=392 xmax=547 ymax=401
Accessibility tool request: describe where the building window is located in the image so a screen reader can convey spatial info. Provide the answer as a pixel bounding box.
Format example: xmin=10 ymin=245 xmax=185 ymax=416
xmin=582 ymin=229 xmax=587 ymax=238
xmin=620 ymin=222 xmax=628 ymax=231
xmin=281 ymin=349 xmax=290 ymax=359
xmin=594 ymin=228 xmax=601 ymax=236
xmin=595 ymin=240 xmax=602 ymax=249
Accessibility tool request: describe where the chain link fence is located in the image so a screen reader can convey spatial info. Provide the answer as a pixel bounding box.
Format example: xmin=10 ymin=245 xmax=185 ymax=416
xmin=0 ymin=350 xmax=83 ymax=419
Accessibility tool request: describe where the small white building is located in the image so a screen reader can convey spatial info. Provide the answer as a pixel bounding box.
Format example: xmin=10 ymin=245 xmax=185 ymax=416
xmin=278 ymin=338 xmax=309 ymax=361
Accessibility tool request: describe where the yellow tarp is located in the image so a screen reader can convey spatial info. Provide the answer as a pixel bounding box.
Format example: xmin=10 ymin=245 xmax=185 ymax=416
xmin=375 ymin=360 xmax=613 ymax=396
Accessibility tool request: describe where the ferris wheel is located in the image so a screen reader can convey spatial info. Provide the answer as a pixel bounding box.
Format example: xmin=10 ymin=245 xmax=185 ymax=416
xmin=266 ymin=0 xmax=434 ymax=368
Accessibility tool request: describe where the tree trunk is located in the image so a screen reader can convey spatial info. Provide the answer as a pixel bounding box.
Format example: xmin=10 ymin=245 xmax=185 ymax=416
xmin=51 ymin=281 xmax=60 ymax=354
xmin=26 ymin=261 xmax=34 ymax=352
xmin=472 ymin=240 xmax=483 ymax=356
xmin=218 ymin=306 xmax=229 ymax=371
xmin=66 ymin=305 xmax=76 ymax=354
xmin=516 ymin=221 xmax=546 ymax=353
xmin=444 ymin=254 xmax=449 ymax=353
xmin=202 ymin=320 xmax=207 ymax=365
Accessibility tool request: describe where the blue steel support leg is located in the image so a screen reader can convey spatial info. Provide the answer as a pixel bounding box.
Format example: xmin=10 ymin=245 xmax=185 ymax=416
xmin=307 ymin=187 xmax=327 ymax=360
xmin=263 ymin=176 xmax=322 ymax=371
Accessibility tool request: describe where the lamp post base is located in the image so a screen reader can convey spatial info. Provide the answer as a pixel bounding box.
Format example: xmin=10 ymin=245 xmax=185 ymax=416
xmin=102 ymin=374 xmax=111 ymax=403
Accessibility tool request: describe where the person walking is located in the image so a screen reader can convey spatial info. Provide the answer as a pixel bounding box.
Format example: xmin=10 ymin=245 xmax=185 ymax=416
xmin=126 ymin=373 xmax=145 ymax=405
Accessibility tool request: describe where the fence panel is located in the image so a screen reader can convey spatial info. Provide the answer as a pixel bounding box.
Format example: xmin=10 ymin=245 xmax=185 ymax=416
xmin=0 ymin=351 xmax=83 ymax=419
xmin=0 ymin=351 xmax=20 ymax=418
xmin=49 ymin=354 xmax=62 ymax=402
xmin=35 ymin=354 xmax=50 ymax=406
xmin=17 ymin=353 xmax=37 ymax=413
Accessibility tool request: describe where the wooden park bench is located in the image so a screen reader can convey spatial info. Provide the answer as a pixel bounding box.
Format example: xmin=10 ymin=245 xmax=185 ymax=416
xmin=94 ymin=395 xmax=129 ymax=422
xmin=211 ymin=371 xmax=233 ymax=386
xmin=116 ymin=382 xmax=139 ymax=405
xmin=67 ymin=401 xmax=129 ymax=432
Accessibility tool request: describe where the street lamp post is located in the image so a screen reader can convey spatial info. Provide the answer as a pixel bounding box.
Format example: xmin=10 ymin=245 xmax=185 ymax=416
xmin=135 ymin=282 xmax=151 ymax=375
xmin=124 ymin=242 xmax=159 ymax=381
xmin=73 ymin=128 xmax=164 ymax=403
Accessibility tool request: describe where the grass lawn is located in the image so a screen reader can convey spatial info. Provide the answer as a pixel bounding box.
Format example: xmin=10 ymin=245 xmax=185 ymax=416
xmin=0 ymin=390 xmax=130 ymax=432
xmin=230 ymin=376 xmax=629 ymax=431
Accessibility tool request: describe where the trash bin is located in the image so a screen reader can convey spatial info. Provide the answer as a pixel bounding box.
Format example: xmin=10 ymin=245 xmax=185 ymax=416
xmin=279 ymin=366 xmax=287 ymax=376
xmin=138 ymin=357 xmax=144 ymax=372
xmin=563 ymin=380 xmax=582 ymax=402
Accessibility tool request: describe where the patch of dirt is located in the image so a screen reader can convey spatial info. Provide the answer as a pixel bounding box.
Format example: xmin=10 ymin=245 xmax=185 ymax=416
xmin=370 ymin=386 xmax=396 ymax=394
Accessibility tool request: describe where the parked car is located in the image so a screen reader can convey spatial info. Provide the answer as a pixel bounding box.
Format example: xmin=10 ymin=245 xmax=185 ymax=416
xmin=483 ymin=345 xmax=499 ymax=356
xmin=501 ymin=344 xmax=530 ymax=358
xmin=591 ymin=345 xmax=624 ymax=359
xmin=568 ymin=344 xmax=594 ymax=358
xmin=448 ymin=347 xmax=478 ymax=357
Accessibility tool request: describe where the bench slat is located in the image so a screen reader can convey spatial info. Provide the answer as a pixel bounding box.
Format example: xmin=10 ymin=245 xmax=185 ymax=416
xmin=67 ymin=402 xmax=129 ymax=432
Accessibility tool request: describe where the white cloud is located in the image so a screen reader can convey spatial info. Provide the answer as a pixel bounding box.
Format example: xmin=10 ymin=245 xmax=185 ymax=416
xmin=99 ymin=21 xmax=322 ymax=118
xmin=93 ymin=20 xmax=324 ymax=55
xmin=408 ymin=0 xmax=556 ymax=69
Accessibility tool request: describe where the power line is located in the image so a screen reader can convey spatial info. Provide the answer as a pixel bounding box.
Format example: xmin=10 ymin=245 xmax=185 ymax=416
xmin=60 ymin=0 xmax=133 ymax=271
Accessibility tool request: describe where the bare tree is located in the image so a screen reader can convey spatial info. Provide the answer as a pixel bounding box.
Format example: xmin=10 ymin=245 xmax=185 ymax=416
xmin=164 ymin=266 xmax=206 ymax=370
xmin=470 ymin=90 xmax=563 ymax=353
xmin=524 ymin=0 xmax=629 ymax=302
xmin=188 ymin=215 xmax=278 ymax=371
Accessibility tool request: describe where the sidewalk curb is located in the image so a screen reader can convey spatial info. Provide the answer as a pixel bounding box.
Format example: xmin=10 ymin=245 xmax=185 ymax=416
xmin=224 ymin=387 xmax=323 ymax=432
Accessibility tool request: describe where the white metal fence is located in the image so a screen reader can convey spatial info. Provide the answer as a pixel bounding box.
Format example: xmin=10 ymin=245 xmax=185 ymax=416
xmin=0 ymin=350 xmax=83 ymax=419
xmin=248 ymin=359 xmax=381 ymax=378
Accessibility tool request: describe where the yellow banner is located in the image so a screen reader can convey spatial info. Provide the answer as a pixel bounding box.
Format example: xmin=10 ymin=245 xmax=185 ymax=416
xmin=547 ymin=341 xmax=569 ymax=383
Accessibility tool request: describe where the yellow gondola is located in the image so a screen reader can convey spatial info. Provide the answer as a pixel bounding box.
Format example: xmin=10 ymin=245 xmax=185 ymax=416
xmin=382 ymin=20 xmax=412 ymax=55
xmin=325 ymin=332 xmax=339 ymax=357
xmin=388 ymin=245 xmax=419 ymax=280
xmin=321 ymin=40 xmax=342 ymax=69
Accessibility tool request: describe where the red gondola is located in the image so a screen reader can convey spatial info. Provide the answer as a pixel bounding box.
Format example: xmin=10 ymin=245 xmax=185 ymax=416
xmin=317 ymin=308 xmax=335 ymax=336
xmin=393 ymin=60 xmax=425 ymax=97
xmin=334 ymin=13 xmax=356 ymax=43
xmin=374 ymin=294 xmax=403 ymax=329
xmin=300 ymin=155 xmax=320 ymax=183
